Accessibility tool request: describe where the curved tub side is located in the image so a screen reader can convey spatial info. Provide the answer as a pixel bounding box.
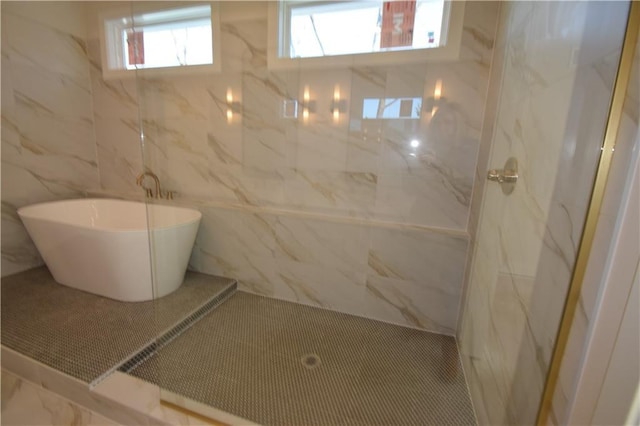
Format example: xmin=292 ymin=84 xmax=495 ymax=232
xmin=19 ymin=217 xmax=154 ymax=302
xmin=17 ymin=199 xmax=202 ymax=302
xmin=149 ymin=220 xmax=200 ymax=299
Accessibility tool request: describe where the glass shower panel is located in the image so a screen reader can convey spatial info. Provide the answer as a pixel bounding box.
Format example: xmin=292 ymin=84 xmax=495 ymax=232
xmin=128 ymin=0 xmax=498 ymax=423
xmin=458 ymin=1 xmax=630 ymax=425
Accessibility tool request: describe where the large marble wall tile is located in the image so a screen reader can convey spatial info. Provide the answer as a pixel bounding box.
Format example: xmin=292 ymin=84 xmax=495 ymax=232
xmin=274 ymin=259 xmax=367 ymax=316
xmin=364 ymin=275 xmax=458 ymax=335
xmin=1 ymin=3 xmax=99 ymax=276
xmin=272 ymin=215 xmax=369 ymax=269
xmin=87 ymin=51 xmax=144 ymax=193
xmin=345 ymin=67 xmax=386 ymax=174
xmin=3 ymin=13 xmax=90 ymax=86
xmin=459 ymin=2 xmax=500 ymax=66
xmin=366 ymin=227 xmax=468 ymax=332
xmin=191 ymin=206 xmax=278 ymax=296
xmin=374 ymin=167 xmax=470 ymax=229
xmin=189 ymin=203 xmax=467 ymax=330
xmin=282 ymin=170 xmax=377 ymax=216
xmin=1 ymin=201 xmax=43 ymax=276
xmin=93 ymin=116 xmax=143 ymax=193
xmin=368 ymin=227 xmax=467 ymax=287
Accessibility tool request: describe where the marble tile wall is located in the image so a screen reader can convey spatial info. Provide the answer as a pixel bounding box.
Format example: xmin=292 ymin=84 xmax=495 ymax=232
xmin=1 ymin=2 xmax=99 ymax=276
xmin=458 ymin=2 xmax=630 ymax=424
xmin=84 ymin=1 xmax=499 ymax=332
xmin=549 ymin=20 xmax=640 ymax=426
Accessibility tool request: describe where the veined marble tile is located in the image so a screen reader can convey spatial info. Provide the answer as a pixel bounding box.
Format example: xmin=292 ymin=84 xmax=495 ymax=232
xmin=228 ymin=18 xmax=268 ymax=71
xmin=140 ymin=117 xmax=210 ymax=197
xmin=196 ymin=206 xmax=277 ymax=261
xmin=241 ymin=74 xmax=295 ymax=174
xmin=344 ymin=67 xmax=387 ymax=175
xmin=204 ymin=81 xmax=244 ymax=169
xmin=344 ymin=126 xmax=382 ymax=174
xmin=368 ymin=227 xmax=468 ymax=297
xmin=13 ymin=122 xmax=98 ymax=190
xmin=291 ymin=125 xmax=350 ymax=172
xmin=1 ymin=112 xmax=21 ymax=165
xmin=89 ymin=65 xmax=139 ymax=120
xmin=193 ymin=206 xmax=278 ymax=296
xmin=274 ymin=259 xmax=367 ymax=316
xmin=423 ymin=61 xmax=490 ymax=136
xmin=36 ymin=364 xmax=151 ymax=426
xmin=1 ymin=203 xmax=43 ymax=277
xmin=459 ymin=1 xmax=499 ymax=65
xmin=94 ymin=117 xmax=144 ymax=193
xmin=374 ymin=170 xmax=471 ymax=230
xmin=137 ymin=76 xmax=209 ymax=121
xmin=365 ymin=275 xmax=457 ymax=334
xmin=12 ymin=60 xmax=92 ymax=121
xmin=1 ymin=370 xmax=121 ymax=426
xmin=272 ymin=215 xmax=369 ymax=271
xmin=282 ymin=169 xmax=377 ymax=216
xmin=1 ymin=159 xmax=85 ymax=207
xmin=2 ymin=2 xmax=88 ymax=40
xmin=3 ymin=11 xmax=90 ymax=86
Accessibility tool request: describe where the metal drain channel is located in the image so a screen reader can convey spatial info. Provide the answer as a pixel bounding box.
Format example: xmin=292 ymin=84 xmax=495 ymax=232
xmin=91 ymin=282 xmax=237 ymax=387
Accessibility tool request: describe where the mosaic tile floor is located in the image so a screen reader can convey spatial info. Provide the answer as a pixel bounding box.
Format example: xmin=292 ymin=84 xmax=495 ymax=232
xmin=1 ymin=266 xmax=236 ymax=384
xmin=130 ymin=291 xmax=477 ymax=426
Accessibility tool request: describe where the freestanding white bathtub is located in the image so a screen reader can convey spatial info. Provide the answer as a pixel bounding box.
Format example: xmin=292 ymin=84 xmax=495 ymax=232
xmin=17 ymin=198 xmax=202 ymax=302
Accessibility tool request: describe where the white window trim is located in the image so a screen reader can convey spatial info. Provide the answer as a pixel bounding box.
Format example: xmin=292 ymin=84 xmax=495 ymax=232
xmin=267 ymin=0 xmax=465 ymax=70
xmin=99 ymin=3 xmax=221 ymax=80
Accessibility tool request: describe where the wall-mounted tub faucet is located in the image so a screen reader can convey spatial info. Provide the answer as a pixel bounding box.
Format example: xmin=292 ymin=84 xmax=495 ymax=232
xmin=136 ymin=171 xmax=176 ymax=200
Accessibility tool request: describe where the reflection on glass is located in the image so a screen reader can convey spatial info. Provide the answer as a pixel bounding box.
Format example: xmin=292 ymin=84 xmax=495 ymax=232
xmin=363 ymin=97 xmax=423 ymax=119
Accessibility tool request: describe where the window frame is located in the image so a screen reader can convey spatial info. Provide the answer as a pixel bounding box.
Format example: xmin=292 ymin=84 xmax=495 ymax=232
xmin=99 ymin=3 xmax=222 ymax=80
xmin=267 ymin=0 xmax=465 ymax=70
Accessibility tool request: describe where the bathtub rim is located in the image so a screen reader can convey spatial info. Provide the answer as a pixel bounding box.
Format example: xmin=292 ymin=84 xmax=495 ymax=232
xmin=17 ymin=198 xmax=202 ymax=233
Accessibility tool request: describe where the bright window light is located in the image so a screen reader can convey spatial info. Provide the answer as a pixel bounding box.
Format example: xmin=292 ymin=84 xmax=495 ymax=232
xmin=100 ymin=4 xmax=219 ymax=78
xmin=123 ymin=19 xmax=212 ymax=70
xmin=284 ymin=0 xmax=447 ymax=59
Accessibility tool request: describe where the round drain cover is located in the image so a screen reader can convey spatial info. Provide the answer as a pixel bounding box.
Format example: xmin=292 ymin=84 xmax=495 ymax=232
xmin=301 ymin=353 xmax=321 ymax=369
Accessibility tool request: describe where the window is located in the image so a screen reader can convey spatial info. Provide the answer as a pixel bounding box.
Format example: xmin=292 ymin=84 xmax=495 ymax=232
xmin=268 ymin=0 xmax=464 ymax=69
xmin=100 ymin=4 xmax=221 ymax=79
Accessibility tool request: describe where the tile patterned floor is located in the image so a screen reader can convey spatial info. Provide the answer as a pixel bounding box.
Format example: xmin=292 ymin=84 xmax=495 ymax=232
xmin=130 ymin=291 xmax=477 ymax=425
xmin=1 ymin=266 xmax=236 ymax=384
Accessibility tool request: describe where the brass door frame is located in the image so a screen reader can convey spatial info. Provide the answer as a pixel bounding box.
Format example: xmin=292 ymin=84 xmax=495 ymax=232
xmin=536 ymin=2 xmax=640 ymax=424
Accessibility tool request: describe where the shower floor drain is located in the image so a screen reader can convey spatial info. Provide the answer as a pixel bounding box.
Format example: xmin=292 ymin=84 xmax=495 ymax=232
xmin=301 ymin=353 xmax=321 ymax=369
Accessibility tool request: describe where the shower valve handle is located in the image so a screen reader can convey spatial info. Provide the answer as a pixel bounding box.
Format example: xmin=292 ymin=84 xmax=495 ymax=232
xmin=487 ymin=157 xmax=518 ymax=195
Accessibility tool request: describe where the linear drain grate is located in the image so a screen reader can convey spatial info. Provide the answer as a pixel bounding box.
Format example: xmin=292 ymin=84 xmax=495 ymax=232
xmin=114 ymin=283 xmax=237 ymax=381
